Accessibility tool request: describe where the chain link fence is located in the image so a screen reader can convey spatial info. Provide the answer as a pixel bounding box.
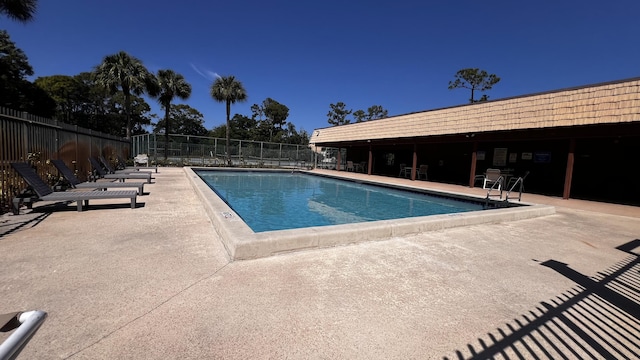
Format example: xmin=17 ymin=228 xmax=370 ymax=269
xmin=132 ymin=134 xmax=317 ymax=168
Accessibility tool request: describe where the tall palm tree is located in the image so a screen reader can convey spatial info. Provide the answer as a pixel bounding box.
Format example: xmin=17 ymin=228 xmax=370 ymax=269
xmin=210 ymin=75 xmax=247 ymax=165
xmin=94 ymin=51 xmax=158 ymax=139
xmin=157 ymin=69 xmax=192 ymax=160
xmin=0 ymin=0 xmax=37 ymax=23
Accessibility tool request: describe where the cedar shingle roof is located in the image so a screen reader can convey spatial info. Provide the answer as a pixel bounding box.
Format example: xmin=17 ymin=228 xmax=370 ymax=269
xmin=310 ymin=78 xmax=640 ymax=145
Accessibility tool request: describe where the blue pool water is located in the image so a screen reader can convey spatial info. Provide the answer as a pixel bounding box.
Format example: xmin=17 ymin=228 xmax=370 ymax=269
xmin=196 ymin=171 xmax=485 ymax=232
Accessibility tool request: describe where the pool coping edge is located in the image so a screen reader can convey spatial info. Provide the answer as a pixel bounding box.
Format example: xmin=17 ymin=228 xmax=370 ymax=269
xmin=185 ymin=167 xmax=556 ymax=260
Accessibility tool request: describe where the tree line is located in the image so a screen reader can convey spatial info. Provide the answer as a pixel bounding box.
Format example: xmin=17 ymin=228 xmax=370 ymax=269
xmin=0 ymin=31 xmax=309 ymax=146
xmin=326 ymin=68 xmax=500 ymax=126
xmin=326 ymin=103 xmax=389 ymax=126
xmin=1 ymin=3 xmax=310 ymax=166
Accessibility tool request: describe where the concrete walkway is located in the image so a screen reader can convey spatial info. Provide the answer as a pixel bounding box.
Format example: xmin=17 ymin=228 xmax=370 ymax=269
xmin=1 ymin=167 xmax=639 ymax=359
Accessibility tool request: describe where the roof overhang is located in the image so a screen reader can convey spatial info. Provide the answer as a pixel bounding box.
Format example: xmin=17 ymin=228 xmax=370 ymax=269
xmin=310 ymin=77 xmax=640 ymax=146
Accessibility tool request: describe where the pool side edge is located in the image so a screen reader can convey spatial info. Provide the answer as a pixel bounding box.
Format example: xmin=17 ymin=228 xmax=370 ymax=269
xmin=185 ymin=167 xmax=247 ymax=260
xmin=186 ymin=167 xmax=556 ymax=261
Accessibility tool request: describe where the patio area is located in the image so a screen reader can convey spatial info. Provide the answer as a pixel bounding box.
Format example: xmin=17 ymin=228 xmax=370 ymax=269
xmin=1 ymin=167 xmax=638 ymax=359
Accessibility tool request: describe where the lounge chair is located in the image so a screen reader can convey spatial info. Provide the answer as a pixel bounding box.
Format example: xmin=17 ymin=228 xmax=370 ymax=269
xmin=10 ymin=162 xmax=137 ymax=214
xmin=89 ymin=157 xmax=152 ymax=183
xmin=98 ymin=156 xmax=152 ymax=175
xmin=117 ymin=155 xmax=158 ymax=173
xmin=51 ymin=159 xmax=145 ymax=195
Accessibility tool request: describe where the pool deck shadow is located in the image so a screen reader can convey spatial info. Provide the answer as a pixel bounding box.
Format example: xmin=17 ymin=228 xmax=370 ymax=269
xmin=2 ymin=167 xmax=640 ymax=359
xmin=186 ymin=167 xmax=556 ymax=260
xmin=449 ymin=240 xmax=640 ymax=359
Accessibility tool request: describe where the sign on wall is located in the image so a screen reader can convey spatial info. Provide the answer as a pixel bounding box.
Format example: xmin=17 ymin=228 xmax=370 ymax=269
xmin=493 ymin=148 xmax=508 ymax=166
xmin=534 ymin=152 xmax=552 ymax=163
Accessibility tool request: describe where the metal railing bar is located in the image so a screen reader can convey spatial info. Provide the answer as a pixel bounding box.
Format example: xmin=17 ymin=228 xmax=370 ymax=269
xmin=0 ymin=310 xmax=47 ymax=360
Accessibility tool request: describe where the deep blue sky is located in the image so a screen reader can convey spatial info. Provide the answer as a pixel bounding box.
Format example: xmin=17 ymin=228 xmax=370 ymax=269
xmin=4 ymin=0 xmax=640 ymax=134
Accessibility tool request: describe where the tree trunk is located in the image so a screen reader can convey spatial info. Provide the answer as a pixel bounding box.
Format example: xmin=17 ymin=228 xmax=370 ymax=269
xmin=124 ymin=92 xmax=132 ymax=139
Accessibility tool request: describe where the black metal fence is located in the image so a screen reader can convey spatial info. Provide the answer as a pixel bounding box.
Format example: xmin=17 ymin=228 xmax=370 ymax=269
xmin=0 ymin=107 xmax=130 ymax=214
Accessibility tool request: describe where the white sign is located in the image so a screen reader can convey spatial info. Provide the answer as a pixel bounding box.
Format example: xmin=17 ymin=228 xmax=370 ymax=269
xmin=493 ymin=148 xmax=507 ymax=167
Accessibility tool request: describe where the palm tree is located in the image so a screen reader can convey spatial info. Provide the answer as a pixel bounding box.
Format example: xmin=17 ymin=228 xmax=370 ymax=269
xmin=210 ymin=75 xmax=247 ymax=165
xmin=0 ymin=0 xmax=37 ymax=23
xmin=156 ymin=69 xmax=191 ymax=160
xmin=94 ymin=51 xmax=158 ymax=139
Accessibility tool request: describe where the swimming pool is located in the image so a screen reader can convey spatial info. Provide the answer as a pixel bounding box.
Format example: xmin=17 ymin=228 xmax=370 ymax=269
xmin=197 ymin=171 xmax=485 ymax=232
xmin=186 ymin=168 xmax=556 ymax=260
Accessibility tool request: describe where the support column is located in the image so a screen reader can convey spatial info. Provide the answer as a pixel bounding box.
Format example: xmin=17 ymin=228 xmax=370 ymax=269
xmin=563 ymin=138 xmax=576 ymax=199
xmin=336 ymin=148 xmax=341 ymax=171
xmin=411 ymin=144 xmax=417 ymax=180
xmin=469 ymin=141 xmax=478 ymax=187
xmin=368 ymin=144 xmax=372 ymax=175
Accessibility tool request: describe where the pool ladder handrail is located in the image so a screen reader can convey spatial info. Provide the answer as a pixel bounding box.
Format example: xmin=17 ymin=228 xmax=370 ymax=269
xmin=484 ymin=175 xmax=505 ymax=207
xmin=505 ymin=172 xmax=529 ymax=202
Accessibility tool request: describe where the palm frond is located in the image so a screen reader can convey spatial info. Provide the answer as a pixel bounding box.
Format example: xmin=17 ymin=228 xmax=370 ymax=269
xmin=0 ymin=0 xmax=37 ymax=22
xmin=210 ymin=75 xmax=247 ymax=104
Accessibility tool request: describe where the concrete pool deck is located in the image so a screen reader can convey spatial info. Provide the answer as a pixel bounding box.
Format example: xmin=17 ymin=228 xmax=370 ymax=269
xmin=1 ymin=167 xmax=639 ymax=359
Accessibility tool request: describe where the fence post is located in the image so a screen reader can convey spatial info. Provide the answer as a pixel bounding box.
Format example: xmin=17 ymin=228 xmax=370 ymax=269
xmin=75 ymin=127 xmax=79 ymax=170
xmin=55 ymin=126 xmax=59 ymax=160
xmin=186 ymin=135 xmax=190 ymax=165
xmin=132 ymin=136 xmax=135 ymax=156
xmin=22 ymin=121 xmax=28 ymax=160
xmin=152 ymin=133 xmax=156 ymax=164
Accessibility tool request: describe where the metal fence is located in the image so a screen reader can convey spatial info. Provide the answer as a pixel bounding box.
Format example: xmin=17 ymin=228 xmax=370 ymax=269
xmin=0 ymin=107 xmax=130 ymax=214
xmin=132 ymin=133 xmax=316 ymax=168
xmin=1 ymin=108 xmax=323 ymax=214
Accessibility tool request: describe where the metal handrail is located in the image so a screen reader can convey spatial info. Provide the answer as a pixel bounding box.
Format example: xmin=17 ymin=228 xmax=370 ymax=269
xmin=0 ymin=310 xmax=47 ymax=360
xmin=506 ymin=176 xmax=525 ymax=202
xmin=484 ymin=175 xmax=504 ymax=207
xmin=486 ymin=175 xmax=504 ymax=196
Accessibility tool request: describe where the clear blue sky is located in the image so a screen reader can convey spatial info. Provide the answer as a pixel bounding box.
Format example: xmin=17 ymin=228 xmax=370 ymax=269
xmin=4 ymin=0 xmax=640 ymax=134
